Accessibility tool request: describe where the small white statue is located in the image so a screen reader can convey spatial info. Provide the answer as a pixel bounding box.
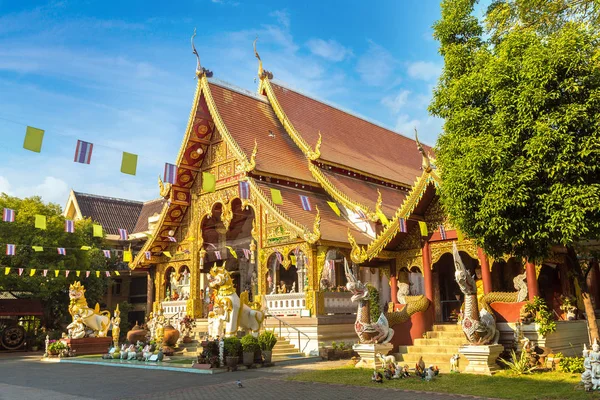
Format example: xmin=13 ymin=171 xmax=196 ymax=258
xmin=120 ymin=344 xmax=128 ymax=360
xmin=207 ymin=304 xmax=226 ymax=340
xmin=126 ymin=344 xmax=137 ymax=361
xmin=590 ymin=339 xmax=600 ymax=390
xmin=397 ymin=282 xmax=410 ymax=304
xmin=67 ymin=314 xmax=86 ymax=339
xmin=290 ymin=282 xmax=296 ymax=293
xmin=142 ymin=344 xmax=153 ymax=361
xmin=376 ymin=352 xmax=395 ymax=368
xmin=582 ymin=344 xmax=593 ymax=391
xmin=425 ymin=366 xmax=436 ymax=381
xmin=450 ymin=354 xmax=460 ymax=372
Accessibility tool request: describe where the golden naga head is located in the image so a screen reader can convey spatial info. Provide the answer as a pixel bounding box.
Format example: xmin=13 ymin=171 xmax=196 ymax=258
xmin=69 ymin=282 xmax=86 ymax=300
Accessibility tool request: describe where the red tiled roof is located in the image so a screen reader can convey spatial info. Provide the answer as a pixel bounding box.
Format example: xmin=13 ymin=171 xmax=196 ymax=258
xmin=321 ymin=168 xmax=407 ymax=217
xmin=132 ymin=198 xmax=166 ymax=234
xmin=208 ymin=81 xmax=315 ymax=183
xmin=74 ymin=192 xmax=143 ymax=235
xmin=270 ymin=82 xmax=429 ymax=185
xmin=253 ymin=180 xmax=372 ymax=244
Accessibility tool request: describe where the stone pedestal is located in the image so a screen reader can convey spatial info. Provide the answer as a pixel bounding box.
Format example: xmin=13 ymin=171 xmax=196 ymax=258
xmin=66 ymin=337 xmax=113 ymax=356
xmin=459 ymin=344 xmax=503 ymax=375
xmin=353 ymin=343 xmax=394 ymax=369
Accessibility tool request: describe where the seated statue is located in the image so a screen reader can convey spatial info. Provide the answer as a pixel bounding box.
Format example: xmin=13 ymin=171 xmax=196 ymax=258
xmin=67 ymin=314 xmax=86 ymax=339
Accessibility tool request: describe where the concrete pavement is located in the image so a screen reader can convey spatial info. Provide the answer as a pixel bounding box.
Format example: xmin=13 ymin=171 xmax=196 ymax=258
xmin=0 ymin=356 xmax=488 ymax=400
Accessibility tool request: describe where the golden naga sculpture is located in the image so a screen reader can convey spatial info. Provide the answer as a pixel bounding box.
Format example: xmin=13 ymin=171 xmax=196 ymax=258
xmin=158 ymin=175 xmax=171 ymax=199
xmin=307 ymin=131 xmax=322 ymax=160
xmin=68 ymin=282 xmax=111 ymax=337
xmin=207 ymin=263 xmax=265 ymax=337
xmin=191 ymin=28 xmax=213 ymax=78
xmin=253 ymin=37 xmax=273 ymax=80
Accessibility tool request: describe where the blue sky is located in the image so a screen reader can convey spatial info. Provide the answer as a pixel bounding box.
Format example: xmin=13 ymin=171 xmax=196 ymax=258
xmin=0 ymin=0 xmax=447 ymax=206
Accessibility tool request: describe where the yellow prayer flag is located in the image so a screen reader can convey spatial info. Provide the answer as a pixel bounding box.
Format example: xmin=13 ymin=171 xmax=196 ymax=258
xmin=4 ymin=267 xmax=10 ymax=275
xmin=80 ymin=246 xmax=91 ymax=251
xmin=54 ymin=270 xmax=60 ymax=277
xmin=29 ymin=269 xmax=36 ymax=277
xmin=114 ymin=271 xmax=120 ymax=276
xmin=226 ymin=246 xmax=237 ymax=259
xmin=35 ymin=215 xmax=46 ymax=230
xmin=32 ymin=246 xmax=44 ymax=252
xmin=96 ymin=271 xmax=100 ymax=278
xmin=202 ymin=172 xmax=216 ymax=193
xmin=93 ymin=224 xmax=103 ymax=237
xmin=76 ymin=271 xmax=81 ymax=277
xmin=123 ymin=250 xmax=132 ymax=262
xmin=419 ymin=221 xmax=428 ymax=236
xmin=121 ymin=152 xmax=138 ymax=175
xmin=327 ymin=201 xmax=341 ymax=217
xmin=23 ymin=126 xmax=44 ymax=153
xmin=457 ymin=230 xmax=464 ymax=242
xmin=163 ymin=251 xmax=172 ymax=258
xmin=377 ymin=211 xmax=390 ymax=226
xmin=270 ymin=188 xmax=283 ymax=205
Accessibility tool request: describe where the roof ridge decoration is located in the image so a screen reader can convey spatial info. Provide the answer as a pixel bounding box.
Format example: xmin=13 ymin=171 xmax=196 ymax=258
xmin=253 ymin=37 xmax=273 ymax=80
xmin=158 ymin=176 xmax=171 ymax=199
xmin=73 ymin=191 xmax=143 ymax=204
xmin=374 ymin=189 xmax=390 ymax=226
xmin=415 ymin=128 xmax=433 ymax=173
xmin=348 ymin=168 xmax=441 ymax=263
xmin=247 ymin=177 xmax=320 ymax=244
xmin=192 ymin=28 xmax=213 ymax=78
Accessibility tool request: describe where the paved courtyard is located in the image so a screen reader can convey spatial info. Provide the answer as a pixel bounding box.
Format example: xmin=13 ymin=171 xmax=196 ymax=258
xmin=0 ymin=355 xmax=489 ymax=400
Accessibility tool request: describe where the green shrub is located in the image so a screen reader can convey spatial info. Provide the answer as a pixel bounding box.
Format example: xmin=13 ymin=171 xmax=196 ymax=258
xmin=559 ymin=356 xmax=584 ymax=373
xmin=240 ymin=334 xmax=260 ymax=353
xmin=258 ymin=331 xmax=277 ymax=351
xmin=223 ymin=337 xmax=241 ymax=357
xmin=367 ymin=284 xmax=380 ymax=323
xmin=499 ymin=350 xmax=536 ymax=375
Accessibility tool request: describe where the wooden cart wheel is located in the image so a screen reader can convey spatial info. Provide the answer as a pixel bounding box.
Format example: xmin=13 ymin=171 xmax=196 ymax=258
xmin=1 ymin=325 xmax=26 ymax=350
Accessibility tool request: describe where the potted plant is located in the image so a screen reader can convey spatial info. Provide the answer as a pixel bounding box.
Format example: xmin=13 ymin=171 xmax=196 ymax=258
xmin=241 ymin=334 xmax=260 ymax=367
xmin=223 ymin=337 xmax=241 ymax=369
xmin=333 ymin=341 xmax=344 ymax=359
xmin=180 ymin=315 xmax=195 ymax=342
xmin=560 ymin=296 xmax=577 ymax=320
xmin=319 ymin=342 xmax=335 ymax=361
xmin=259 ymin=331 xmax=277 ymax=364
xmin=47 ymin=340 xmax=67 ymax=356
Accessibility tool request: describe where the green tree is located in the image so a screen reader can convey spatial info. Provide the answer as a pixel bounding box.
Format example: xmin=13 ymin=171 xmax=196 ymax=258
xmin=0 ymin=194 xmax=118 ymax=329
xmin=430 ymin=0 xmax=600 ymax=339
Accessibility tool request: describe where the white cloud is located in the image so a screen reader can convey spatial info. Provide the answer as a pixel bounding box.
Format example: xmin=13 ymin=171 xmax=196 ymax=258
xmin=306 ymin=39 xmax=352 ymax=62
xmin=381 ymin=90 xmax=411 ymax=114
xmin=269 ymin=10 xmax=290 ymax=30
xmin=356 ymin=40 xmax=397 ymax=87
xmin=0 ymin=175 xmax=69 ymax=205
xmin=394 ymin=114 xmax=443 ymax=145
xmin=406 ymin=61 xmax=442 ymax=81
xmin=0 ymin=176 xmax=11 ymax=195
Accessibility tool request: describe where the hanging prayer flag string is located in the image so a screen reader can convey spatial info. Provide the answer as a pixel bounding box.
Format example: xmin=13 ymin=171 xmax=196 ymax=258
xmin=74 ymin=140 xmax=94 ymax=164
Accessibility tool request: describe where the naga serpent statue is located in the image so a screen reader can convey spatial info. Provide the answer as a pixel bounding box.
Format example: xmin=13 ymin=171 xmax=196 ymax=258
xmin=344 ymin=260 xmax=429 ymax=344
xmin=453 ymin=242 xmax=499 ymax=345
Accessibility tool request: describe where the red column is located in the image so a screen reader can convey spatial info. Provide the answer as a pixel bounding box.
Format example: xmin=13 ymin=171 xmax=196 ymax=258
xmin=390 ymin=260 xmax=398 ymax=305
xmin=477 ymin=247 xmax=492 ymax=294
xmin=525 ymin=261 xmax=539 ymax=300
xmin=422 ymin=241 xmax=434 ymax=302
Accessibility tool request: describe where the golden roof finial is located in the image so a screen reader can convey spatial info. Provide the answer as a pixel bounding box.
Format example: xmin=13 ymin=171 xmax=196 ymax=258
xmin=308 ymin=131 xmax=322 ymax=160
xmin=247 ymin=139 xmax=258 ymax=171
xmin=347 ymin=228 xmax=367 ymax=263
xmin=253 ymin=36 xmax=273 ymax=80
xmin=415 ymin=127 xmax=431 ymax=172
xmin=158 ymin=175 xmax=171 ymax=199
xmin=304 ymin=206 xmax=321 ymax=244
xmin=191 ymin=28 xmax=213 ymax=78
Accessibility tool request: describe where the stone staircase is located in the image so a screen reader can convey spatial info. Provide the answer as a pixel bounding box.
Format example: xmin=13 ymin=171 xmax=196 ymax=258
xmin=271 ymin=334 xmax=306 ymax=362
xmin=395 ymin=324 xmax=468 ymax=372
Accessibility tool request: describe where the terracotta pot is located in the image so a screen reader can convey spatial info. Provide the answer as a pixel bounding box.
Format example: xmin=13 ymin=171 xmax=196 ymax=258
xmin=126 ymin=324 xmax=148 ymax=344
xmin=163 ymin=325 xmax=180 ymax=347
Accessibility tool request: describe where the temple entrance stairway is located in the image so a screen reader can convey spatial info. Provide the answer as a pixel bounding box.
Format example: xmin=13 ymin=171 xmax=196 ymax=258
xmin=172 ymin=319 xmax=317 ymax=363
xmin=395 ymin=324 xmax=468 ymax=372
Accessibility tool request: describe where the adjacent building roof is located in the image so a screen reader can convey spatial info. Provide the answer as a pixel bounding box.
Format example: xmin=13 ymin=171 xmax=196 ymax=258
xmin=132 ymin=198 xmax=166 ymax=234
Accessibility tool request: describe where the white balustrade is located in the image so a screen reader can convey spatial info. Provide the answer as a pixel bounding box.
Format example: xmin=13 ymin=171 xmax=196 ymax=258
xmin=161 ymin=300 xmax=187 ymax=319
xmin=323 ymin=292 xmax=355 ymax=314
xmin=265 ymin=293 xmax=307 ymax=316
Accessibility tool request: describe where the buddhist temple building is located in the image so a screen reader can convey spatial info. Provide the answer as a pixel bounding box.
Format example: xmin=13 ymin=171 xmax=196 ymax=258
xmin=130 ymin=48 xmax=591 ymax=357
